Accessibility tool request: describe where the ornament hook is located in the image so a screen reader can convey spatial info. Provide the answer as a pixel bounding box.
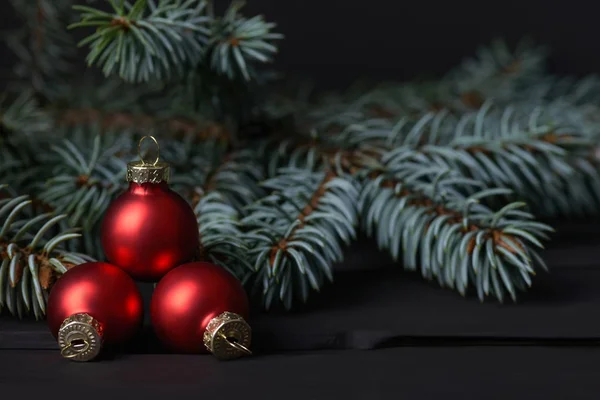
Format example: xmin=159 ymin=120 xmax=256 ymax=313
xmin=60 ymin=339 xmax=91 ymax=359
xmin=220 ymin=332 xmax=253 ymax=356
xmin=138 ymin=135 xmax=160 ymax=166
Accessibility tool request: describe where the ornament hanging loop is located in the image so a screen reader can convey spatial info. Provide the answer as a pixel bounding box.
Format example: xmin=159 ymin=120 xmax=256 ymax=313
xmin=57 ymin=313 xmax=104 ymax=362
xmin=221 ymin=333 xmax=253 ymax=356
xmin=138 ymin=135 xmax=160 ymax=166
xmin=127 ymin=135 xmax=170 ymax=184
xmin=60 ymin=339 xmax=91 ymax=359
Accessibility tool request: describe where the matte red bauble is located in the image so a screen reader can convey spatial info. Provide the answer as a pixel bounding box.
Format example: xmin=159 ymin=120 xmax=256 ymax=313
xmin=101 ymin=136 xmax=199 ymax=282
xmin=150 ymin=262 xmax=251 ymax=360
xmin=47 ymin=262 xmax=143 ymax=362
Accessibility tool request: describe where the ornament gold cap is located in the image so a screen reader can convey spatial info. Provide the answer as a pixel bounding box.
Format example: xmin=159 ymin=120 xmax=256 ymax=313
xmin=127 ymin=135 xmax=170 ymax=184
xmin=203 ymin=311 xmax=252 ymax=361
xmin=58 ymin=313 xmax=104 ymax=362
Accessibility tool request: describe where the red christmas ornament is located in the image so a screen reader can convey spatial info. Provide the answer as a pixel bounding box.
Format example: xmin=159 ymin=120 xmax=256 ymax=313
xmin=47 ymin=262 xmax=144 ymax=362
xmin=150 ymin=261 xmax=251 ymax=360
xmin=101 ymin=136 xmax=199 ymax=282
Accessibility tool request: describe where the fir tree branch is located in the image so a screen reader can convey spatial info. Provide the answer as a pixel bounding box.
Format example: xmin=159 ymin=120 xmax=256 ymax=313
xmin=20 ymin=73 xmax=234 ymax=142
xmin=70 ymin=0 xmax=211 ymax=83
xmin=349 ymin=39 xmax=549 ymax=117
xmin=37 ymin=133 xmax=128 ymax=228
xmin=317 ymin=101 xmax=600 ymax=218
xmin=162 ymin=136 xmax=264 ymax=210
xmin=0 ymin=91 xmax=53 ymax=136
xmin=507 ymin=74 xmax=600 ymax=106
xmin=241 ymin=169 xmax=360 ymax=309
xmin=208 ymin=0 xmax=283 ymax=81
xmin=272 ymin=142 xmax=381 ymax=179
xmin=187 ymin=148 xmax=263 ymax=271
xmin=70 ymin=0 xmax=282 ymax=84
xmin=193 ymin=190 xmax=251 ymax=279
xmin=35 ymin=132 xmax=130 ymax=259
xmin=0 ymin=185 xmax=93 ymax=319
xmin=442 ymin=38 xmax=548 ymax=108
xmin=56 ymin=107 xmax=232 ymax=141
xmin=6 ymin=0 xmax=76 ymax=98
xmin=274 ymin=39 xmax=549 ymax=132
xmin=197 ymin=149 xmax=265 ymax=212
xmin=159 ymin=138 xmax=263 ymax=280
xmin=375 ymin=106 xmax=600 ymax=217
xmin=360 ymin=162 xmax=552 ymax=302
xmin=0 ymin=91 xmax=54 ymax=192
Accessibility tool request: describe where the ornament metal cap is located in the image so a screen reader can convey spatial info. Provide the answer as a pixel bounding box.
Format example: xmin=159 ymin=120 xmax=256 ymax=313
xmin=57 ymin=313 xmax=104 ymax=362
xmin=127 ymin=135 xmax=170 ymax=184
xmin=203 ymin=311 xmax=252 ymax=361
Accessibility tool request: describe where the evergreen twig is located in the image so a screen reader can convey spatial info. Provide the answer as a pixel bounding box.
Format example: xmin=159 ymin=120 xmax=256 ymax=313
xmin=6 ymin=0 xmax=76 ymax=98
xmin=36 ymin=133 xmax=130 ymax=258
xmin=69 ymin=0 xmax=211 ymax=83
xmin=0 ymin=185 xmax=93 ymax=319
xmin=241 ymin=169 xmax=359 ymax=309
xmin=360 ymin=161 xmax=552 ymax=301
xmin=69 ymin=0 xmax=282 ymax=83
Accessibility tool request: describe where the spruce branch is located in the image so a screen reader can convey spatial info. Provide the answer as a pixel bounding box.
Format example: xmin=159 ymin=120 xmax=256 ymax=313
xmin=197 ymin=149 xmax=265 ymax=212
xmin=57 ymin=107 xmax=231 ymax=141
xmin=208 ymin=0 xmax=283 ymax=81
xmin=323 ymin=101 xmax=600 ymax=218
xmin=511 ymin=96 xmax=600 ymax=140
xmin=6 ymin=0 xmax=76 ymax=98
xmin=5 ymin=76 xmax=233 ymax=149
xmin=255 ymin=118 xmax=384 ymax=181
xmin=70 ymin=0 xmax=282 ymax=85
xmin=38 ymin=133 xmax=128 ymax=229
xmin=0 ymin=91 xmax=53 ymax=136
xmin=159 ymin=138 xmax=263 ymax=279
xmin=193 ymin=190 xmax=251 ymax=279
xmin=377 ymin=105 xmax=600 ymax=217
xmin=162 ymin=136 xmax=264 ymax=211
xmin=0 ymin=185 xmax=93 ymax=319
xmin=161 ymin=135 xmax=220 ymax=200
xmin=241 ymin=169 xmax=360 ymax=309
xmin=0 ymin=91 xmax=54 ymax=192
xmin=40 ymin=75 xmax=234 ymax=141
xmin=70 ymin=0 xmax=212 ymax=83
xmin=36 ymin=132 xmax=130 ymax=258
xmin=280 ymin=39 xmax=549 ymax=129
xmin=443 ymin=38 xmax=548 ymax=108
xmin=360 ymin=161 xmax=552 ymax=302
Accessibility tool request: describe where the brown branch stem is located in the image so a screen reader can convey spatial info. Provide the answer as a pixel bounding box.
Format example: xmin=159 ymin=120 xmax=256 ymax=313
xmin=0 ymin=240 xmax=75 ymax=290
xmin=269 ymin=172 xmax=336 ymax=267
xmin=375 ymin=174 xmax=525 ymax=256
xmin=56 ymin=108 xmax=231 ymax=142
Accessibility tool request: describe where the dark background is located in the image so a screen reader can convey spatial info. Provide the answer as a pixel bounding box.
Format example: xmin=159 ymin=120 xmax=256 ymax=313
xmin=1 ymin=0 xmax=600 ymax=88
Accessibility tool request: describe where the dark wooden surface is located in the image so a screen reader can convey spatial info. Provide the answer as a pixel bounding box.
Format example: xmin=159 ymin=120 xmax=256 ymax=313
xmin=2 ymin=347 xmax=600 ymax=399
xmin=5 ymin=264 xmax=600 ymax=351
xmin=1 ymin=221 xmax=600 ymax=397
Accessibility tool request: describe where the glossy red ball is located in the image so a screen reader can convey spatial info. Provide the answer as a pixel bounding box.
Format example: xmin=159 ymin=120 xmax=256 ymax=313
xmin=47 ymin=262 xmax=143 ymax=343
xmin=150 ymin=262 xmax=249 ymax=354
xmin=101 ymin=182 xmax=199 ymax=282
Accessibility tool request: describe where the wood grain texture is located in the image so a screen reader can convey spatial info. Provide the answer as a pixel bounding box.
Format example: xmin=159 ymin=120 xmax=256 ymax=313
xmin=1 ymin=347 xmax=600 ymax=398
xmin=2 ymin=228 xmax=600 ymax=352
